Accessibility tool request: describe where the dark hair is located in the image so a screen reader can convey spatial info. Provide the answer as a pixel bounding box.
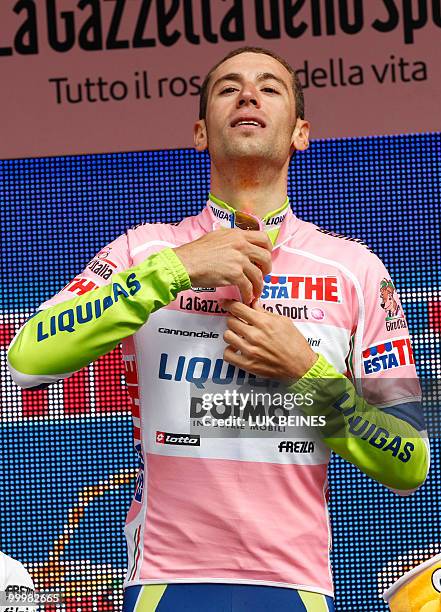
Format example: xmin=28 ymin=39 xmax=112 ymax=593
xmin=199 ymin=46 xmax=305 ymax=121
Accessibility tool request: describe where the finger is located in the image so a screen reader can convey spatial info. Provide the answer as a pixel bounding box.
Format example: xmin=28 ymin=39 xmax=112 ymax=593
xmin=250 ymin=299 xmax=267 ymax=313
xmin=234 ymin=275 xmax=254 ymax=305
xmin=223 ymin=329 xmax=250 ymax=353
xmin=243 ymin=261 xmax=264 ymax=300
xmin=226 ymin=315 xmax=253 ymax=340
xmin=244 ymin=243 xmax=272 ymax=276
xmin=219 ymin=298 xmax=235 ymax=310
xmin=240 ymin=230 xmax=273 ymax=252
xmin=222 ymin=300 xmax=263 ymax=325
xmin=225 ymin=343 xmax=239 ymax=354
xmin=223 ymin=344 xmax=248 ymax=368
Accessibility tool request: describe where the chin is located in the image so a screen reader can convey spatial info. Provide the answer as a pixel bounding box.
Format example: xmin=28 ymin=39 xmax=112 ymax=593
xmin=226 ymin=141 xmax=276 ymax=159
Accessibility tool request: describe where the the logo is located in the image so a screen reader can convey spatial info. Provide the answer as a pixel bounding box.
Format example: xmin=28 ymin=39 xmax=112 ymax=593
xmin=333 ymin=392 xmax=414 ymax=463
xmin=278 ymin=440 xmax=315 ymax=453
xmin=87 ymin=247 xmax=117 ymax=280
xmin=261 ymin=275 xmax=342 ymax=302
xmin=37 ymin=273 xmax=141 ymax=341
xmin=310 ymin=307 xmax=325 ymax=321
xmin=261 ymin=302 xmax=309 ymax=320
xmin=262 ymin=303 xmax=326 ymax=321
xmin=192 ymin=287 xmax=216 ymax=293
xmin=64 ymin=276 xmax=98 ymax=296
xmin=159 ymin=353 xmax=281 ymax=389
xmin=379 ymin=278 xmax=407 ymax=331
xmin=266 ymin=212 xmax=287 ymax=226
xmin=179 ymin=295 xmax=226 ymax=314
xmin=211 ymin=206 xmax=232 ymax=222
xmin=158 ymin=327 xmax=219 ymax=339
xmin=95 ymin=247 xmax=113 ymax=260
xmin=156 ymin=431 xmax=200 ymax=446
xmin=362 ymin=337 xmax=414 ymax=375
xmin=87 ymin=258 xmax=117 ymax=280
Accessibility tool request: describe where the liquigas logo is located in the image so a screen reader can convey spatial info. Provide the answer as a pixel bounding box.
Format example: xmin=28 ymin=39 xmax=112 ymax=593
xmin=362 ymin=337 xmax=414 ymax=375
xmin=261 ymin=275 xmax=342 ymax=302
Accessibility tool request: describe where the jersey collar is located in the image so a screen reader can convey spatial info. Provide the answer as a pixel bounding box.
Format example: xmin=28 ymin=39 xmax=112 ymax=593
xmin=198 ymin=193 xmax=298 ymax=249
xmin=207 ymin=193 xmax=290 ymax=232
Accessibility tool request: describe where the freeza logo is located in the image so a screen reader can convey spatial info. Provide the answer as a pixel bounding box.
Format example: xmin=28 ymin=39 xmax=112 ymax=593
xmin=262 ymin=275 xmax=342 ymax=302
xmin=363 ymin=337 xmax=414 ymax=375
xmin=156 ymin=431 xmax=200 ymax=446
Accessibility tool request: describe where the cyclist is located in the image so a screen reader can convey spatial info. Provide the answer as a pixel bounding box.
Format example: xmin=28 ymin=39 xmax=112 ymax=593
xmin=8 ymin=47 xmax=428 ymax=612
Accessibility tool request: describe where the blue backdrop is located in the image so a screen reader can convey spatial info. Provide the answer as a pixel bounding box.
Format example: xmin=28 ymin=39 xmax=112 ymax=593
xmin=1 ymin=132 xmax=440 ymax=611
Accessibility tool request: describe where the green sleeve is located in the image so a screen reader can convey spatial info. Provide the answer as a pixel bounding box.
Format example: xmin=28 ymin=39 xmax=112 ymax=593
xmin=289 ymin=354 xmax=429 ymax=492
xmin=7 ymin=248 xmax=191 ymax=386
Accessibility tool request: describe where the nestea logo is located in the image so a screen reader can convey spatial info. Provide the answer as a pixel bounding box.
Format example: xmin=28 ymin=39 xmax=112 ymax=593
xmin=362 ymin=337 xmax=414 ymax=375
xmin=261 ymin=275 xmax=341 ymax=302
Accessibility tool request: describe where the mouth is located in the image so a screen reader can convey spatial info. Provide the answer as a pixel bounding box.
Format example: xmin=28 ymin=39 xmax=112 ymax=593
xmin=230 ymin=117 xmax=266 ymax=129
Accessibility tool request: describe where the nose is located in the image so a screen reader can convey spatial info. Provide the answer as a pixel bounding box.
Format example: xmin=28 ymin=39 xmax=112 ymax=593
xmin=237 ymin=82 xmax=260 ymax=108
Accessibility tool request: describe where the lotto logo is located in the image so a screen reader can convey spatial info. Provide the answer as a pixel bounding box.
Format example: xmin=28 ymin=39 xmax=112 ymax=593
xmin=261 ymin=275 xmax=342 ymax=302
xmin=156 ymin=431 xmax=200 ymax=446
xmin=362 ymin=337 xmax=414 ymax=375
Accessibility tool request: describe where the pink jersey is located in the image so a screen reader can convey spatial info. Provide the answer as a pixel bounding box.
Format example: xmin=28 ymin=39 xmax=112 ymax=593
xmin=36 ymin=201 xmax=422 ymax=597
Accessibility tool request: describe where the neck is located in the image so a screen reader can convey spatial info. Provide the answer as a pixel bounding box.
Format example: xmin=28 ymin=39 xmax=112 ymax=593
xmin=210 ymin=158 xmax=289 ymax=218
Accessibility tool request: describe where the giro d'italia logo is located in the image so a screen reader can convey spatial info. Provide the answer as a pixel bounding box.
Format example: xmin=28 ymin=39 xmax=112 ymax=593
xmin=379 ymin=278 xmax=407 ymax=332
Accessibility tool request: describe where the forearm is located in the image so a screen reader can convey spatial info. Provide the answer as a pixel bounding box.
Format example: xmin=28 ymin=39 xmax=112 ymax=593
xmin=8 ymin=248 xmax=191 ymax=387
xmin=289 ymin=354 xmax=429 ymax=492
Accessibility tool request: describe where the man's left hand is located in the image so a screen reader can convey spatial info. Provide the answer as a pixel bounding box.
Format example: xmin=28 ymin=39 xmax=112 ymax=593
xmin=221 ymin=299 xmax=318 ymax=382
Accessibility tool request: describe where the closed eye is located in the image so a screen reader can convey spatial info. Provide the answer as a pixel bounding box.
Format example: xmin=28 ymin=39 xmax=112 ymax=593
xmin=220 ymin=86 xmax=279 ymax=95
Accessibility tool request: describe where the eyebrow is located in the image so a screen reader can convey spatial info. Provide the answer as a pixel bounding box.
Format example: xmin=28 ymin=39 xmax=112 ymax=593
xmin=212 ymin=72 xmax=290 ymax=93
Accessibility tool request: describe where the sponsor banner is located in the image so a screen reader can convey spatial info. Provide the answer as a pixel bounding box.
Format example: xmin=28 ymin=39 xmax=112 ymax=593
xmin=1 ymin=1 xmax=440 ymax=158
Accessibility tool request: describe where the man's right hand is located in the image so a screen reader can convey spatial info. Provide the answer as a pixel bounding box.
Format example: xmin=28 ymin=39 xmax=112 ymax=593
xmin=173 ymin=229 xmax=273 ymax=304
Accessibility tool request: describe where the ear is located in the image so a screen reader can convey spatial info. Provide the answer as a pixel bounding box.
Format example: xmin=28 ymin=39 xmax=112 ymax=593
xmin=194 ymin=119 xmax=208 ymax=151
xmin=290 ymin=118 xmax=310 ymax=153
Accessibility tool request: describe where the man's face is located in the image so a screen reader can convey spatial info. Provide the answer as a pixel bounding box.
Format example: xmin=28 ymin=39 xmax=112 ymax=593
xmin=194 ymin=52 xmax=308 ymax=163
